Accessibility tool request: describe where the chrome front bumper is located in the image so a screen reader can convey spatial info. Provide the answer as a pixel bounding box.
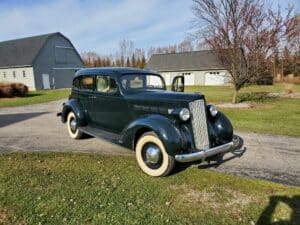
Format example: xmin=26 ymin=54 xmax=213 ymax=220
xmin=175 ymin=138 xmax=238 ymax=163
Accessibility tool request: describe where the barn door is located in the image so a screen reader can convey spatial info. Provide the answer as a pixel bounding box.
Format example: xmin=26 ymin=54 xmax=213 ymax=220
xmin=42 ymin=74 xmax=50 ymax=89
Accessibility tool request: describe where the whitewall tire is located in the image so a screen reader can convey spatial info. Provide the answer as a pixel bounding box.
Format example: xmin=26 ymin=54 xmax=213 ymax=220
xmin=135 ymin=132 xmax=175 ymax=177
xmin=67 ymin=112 xmax=83 ymax=139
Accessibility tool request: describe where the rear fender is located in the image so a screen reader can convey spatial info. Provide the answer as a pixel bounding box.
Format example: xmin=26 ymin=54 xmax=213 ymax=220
xmin=121 ymin=115 xmax=183 ymax=156
xmin=61 ymin=99 xmax=87 ymax=127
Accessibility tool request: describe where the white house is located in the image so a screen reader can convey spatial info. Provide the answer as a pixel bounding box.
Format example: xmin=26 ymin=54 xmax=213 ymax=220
xmin=147 ymin=50 xmax=244 ymax=86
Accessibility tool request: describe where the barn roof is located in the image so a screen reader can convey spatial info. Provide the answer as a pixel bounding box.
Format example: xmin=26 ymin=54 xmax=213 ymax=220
xmin=0 ymin=32 xmax=71 ymax=68
xmin=146 ymin=50 xmax=227 ymax=72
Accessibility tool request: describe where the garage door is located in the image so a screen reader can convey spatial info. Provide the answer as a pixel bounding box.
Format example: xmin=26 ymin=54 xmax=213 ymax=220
xmin=185 ymin=73 xmax=194 ymax=85
xmin=205 ymin=72 xmax=225 ymax=85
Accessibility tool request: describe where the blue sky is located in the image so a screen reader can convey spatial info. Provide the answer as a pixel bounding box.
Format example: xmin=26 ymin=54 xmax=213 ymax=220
xmin=0 ymin=0 xmax=299 ymax=55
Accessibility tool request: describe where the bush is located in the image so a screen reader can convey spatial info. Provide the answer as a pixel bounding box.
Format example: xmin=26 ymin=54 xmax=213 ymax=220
xmin=0 ymin=82 xmax=28 ymax=98
xmin=238 ymin=92 xmax=278 ymax=103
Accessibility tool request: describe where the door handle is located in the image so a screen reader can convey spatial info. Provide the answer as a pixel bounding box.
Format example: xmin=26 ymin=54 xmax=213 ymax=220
xmin=88 ymin=96 xmax=96 ymax=99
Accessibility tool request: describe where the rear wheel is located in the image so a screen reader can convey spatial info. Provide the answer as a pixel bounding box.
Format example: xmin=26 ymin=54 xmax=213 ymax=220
xmin=135 ymin=132 xmax=175 ymax=177
xmin=67 ymin=112 xmax=83 ymax=139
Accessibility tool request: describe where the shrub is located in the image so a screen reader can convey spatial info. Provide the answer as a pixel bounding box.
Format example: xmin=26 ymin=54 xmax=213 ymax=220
xmin=0 ymin=82 xmax=28 ymax=98
xmin=238 ymin=92 xmax=278 ymax=103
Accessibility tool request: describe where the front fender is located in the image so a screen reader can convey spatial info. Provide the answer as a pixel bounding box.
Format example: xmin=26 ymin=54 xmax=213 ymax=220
xmin=207 ymin=111 xmax=233 ymax=145
xmin=121 ymin=115 xmax=183 ymax=156
xmin=61 ymin=99 xmax=87 ymax=127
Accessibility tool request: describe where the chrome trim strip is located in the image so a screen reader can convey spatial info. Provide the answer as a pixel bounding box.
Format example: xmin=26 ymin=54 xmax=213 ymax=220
xmin=175 ymin=141 xmax=234 ymax=163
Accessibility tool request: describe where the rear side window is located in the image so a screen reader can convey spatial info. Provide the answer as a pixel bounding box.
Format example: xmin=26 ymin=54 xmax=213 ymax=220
xmin=80 ymin=76 xmax=94 ymax=91
xmin=96 ymin=75 xmax=117 ymax=94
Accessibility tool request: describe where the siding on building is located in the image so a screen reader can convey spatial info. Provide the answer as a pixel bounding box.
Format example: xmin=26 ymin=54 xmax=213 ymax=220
xmin=33 ymin=34 xmax=83 ymax=89
xmin=0 ymin=32 xmax=84 ymax=90
xmin=0 ymin=66 xmax=35 ymax=90
xmin=160 ymin=70 xmax=231 ymax=86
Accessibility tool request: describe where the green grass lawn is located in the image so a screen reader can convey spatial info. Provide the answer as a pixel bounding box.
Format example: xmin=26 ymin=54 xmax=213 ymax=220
xmin=185 ymin=83 xmax=300 ymax=103
xmin=0 ymin=89 xmax=70 ymax=107
xmin=0 ymin=152 xmax=299 ymax=225
xmin=185 ymin=84 xmax=300 ymax=137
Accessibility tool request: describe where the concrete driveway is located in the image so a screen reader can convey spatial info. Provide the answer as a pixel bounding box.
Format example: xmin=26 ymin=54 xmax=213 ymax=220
xmin=0 ymin=100 xmax=299 ymax=186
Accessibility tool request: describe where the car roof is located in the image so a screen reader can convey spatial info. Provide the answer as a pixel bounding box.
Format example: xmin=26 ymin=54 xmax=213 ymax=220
xmin=74 ymin=67 xmax=159 ymax=78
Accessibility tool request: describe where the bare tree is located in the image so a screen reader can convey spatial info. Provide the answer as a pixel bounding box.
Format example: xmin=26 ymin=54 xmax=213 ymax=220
xmin=245 ymin=3 xmax=294 ymax=83
xmin=178 ymin=37 xmax=194 ymax=52
xmin=192 ymin=0 xmax=256 ymax=103
xmin=119 ymin=39 xmax=134 ymax=59
xmin=191 ymin=0 xmax=294 ymax=103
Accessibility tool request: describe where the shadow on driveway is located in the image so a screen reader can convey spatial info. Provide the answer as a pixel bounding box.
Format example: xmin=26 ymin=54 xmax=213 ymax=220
xmin=0 ymin=112 xmax=48 ymax=128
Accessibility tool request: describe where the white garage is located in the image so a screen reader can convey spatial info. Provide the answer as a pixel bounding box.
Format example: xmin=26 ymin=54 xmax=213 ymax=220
xmin=147 ymin=50 xmax=246 ymax=86
xmin=205 ymin=72 xmax=225 ymax=85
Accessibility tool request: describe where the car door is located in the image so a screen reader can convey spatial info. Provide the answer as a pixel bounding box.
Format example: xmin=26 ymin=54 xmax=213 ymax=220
xmin=89 ymin=75 xmax=130 ymax=133
xmin=77 ymin=75 xmax=95 ymax=124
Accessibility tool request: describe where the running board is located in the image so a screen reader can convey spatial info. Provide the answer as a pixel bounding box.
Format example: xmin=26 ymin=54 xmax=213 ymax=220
xmin=79 ymin=126 xmax=122 ymax=145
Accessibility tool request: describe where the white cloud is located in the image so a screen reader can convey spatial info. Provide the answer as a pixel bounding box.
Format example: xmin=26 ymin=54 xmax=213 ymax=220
xmin=0 ymin=0 xmax=192 ymax=54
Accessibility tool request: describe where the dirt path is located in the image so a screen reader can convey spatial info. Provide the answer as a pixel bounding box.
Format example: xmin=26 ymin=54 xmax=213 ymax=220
xmin=0 ymin=100 xmax=299 ymax=186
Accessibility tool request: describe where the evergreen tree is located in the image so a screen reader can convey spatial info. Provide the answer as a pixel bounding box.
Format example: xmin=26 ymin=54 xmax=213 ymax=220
xmin=131 ymin=54 xmax=136 ymax=67
xmin=126 ymin=57 xmax=130 ymax=67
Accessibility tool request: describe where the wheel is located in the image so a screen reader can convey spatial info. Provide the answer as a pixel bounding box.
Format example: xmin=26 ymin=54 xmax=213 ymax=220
xmin=135 ymin=132 xmax=175 ymax=177
xmin=67 ymin=111 xmax=83 ymax=139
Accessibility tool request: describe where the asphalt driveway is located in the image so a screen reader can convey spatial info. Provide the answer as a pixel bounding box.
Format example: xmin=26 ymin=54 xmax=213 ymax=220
xmin=0 ymin=100 xmax=299 ymax=186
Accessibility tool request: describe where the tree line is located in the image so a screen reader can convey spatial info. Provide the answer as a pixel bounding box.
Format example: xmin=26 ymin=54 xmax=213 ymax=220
xmin=80 ymin=37 xmax=195 ymax=69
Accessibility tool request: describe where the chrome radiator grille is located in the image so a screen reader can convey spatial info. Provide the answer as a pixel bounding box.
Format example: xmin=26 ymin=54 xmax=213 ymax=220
xmin=189 ymin=100 xmax=210 ymax=150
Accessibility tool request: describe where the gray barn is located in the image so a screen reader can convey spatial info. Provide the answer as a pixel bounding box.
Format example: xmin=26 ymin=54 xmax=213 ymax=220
xmin=0 ymin=32 xmax=84 ymax=90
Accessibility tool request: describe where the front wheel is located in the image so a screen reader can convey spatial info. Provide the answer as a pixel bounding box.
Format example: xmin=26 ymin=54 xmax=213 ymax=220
xmin=67 ymin=111 xmax=83 ymax=139
xmin=135 ymin=132 xmax=175 ymax=177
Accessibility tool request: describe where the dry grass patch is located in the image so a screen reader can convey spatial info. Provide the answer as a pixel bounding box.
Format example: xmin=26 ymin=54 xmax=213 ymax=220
xmin=0 ymin=208 xmax=15 ymax=224
xmin=170 ymin=184 xmax=256 ymax=221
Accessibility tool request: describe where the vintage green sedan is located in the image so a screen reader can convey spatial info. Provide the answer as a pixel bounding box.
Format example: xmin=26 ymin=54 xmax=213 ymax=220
xmin=58 ymin=67 xmax=237 ymax=176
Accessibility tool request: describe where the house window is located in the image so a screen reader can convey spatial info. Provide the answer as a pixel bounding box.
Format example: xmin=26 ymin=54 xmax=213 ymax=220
xmin=22 ymin=70 xmax=26 ymax=77
xmin=13 ymin=71 xmax=16 ymax=78
xmin=3 ymin=72 xmax=6 ymax=78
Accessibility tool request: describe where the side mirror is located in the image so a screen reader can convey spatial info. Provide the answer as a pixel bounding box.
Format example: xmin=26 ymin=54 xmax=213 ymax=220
xmin=171 ymin=75 xmax=185 ymax=92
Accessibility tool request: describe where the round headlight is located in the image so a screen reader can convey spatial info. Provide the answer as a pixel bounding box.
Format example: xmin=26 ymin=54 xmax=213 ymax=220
xmin=179 ymin=108 xmax=190 ymax=121
xmin=209 ymin=105 xmax=218 ymax=117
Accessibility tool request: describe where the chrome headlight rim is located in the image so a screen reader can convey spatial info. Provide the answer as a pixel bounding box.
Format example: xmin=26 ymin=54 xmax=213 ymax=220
xmin=209 ymin=104 xmax=218 ymax=117
xmin=179 ymin=108 xmax=190 ymax=121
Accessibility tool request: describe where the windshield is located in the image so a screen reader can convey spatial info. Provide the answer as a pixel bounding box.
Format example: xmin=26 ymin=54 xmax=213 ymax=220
xmin=120 ymin=74 xmax=165 ymax=92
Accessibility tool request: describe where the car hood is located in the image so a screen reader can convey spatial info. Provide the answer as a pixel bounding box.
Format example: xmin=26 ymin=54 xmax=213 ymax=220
xmin=124 ymin=90 xmax=204 ymax=103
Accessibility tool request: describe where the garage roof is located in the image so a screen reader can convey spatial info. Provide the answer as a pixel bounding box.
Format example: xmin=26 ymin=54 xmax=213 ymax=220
xmin=146 ymin=50 xmax=227 ymax=72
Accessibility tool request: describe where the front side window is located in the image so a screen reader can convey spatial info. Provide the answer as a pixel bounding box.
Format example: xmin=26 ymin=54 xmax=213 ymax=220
xmin=120 ymin=74 xmax=165 ymax=92
xmin=80 ymin=76 xmax=93 ymax=91
xmin=96 ymin=76 xmax=117 ymax=94
xmin=72 ymin=78 xmax=80 ymax=89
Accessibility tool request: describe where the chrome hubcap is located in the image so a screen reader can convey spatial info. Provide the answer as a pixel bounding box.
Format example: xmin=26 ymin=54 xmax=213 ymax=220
xmin=70 ymin=119 xmax=77 ymax=132
xmin=145 ymin=145 xmax=161 ymax=164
